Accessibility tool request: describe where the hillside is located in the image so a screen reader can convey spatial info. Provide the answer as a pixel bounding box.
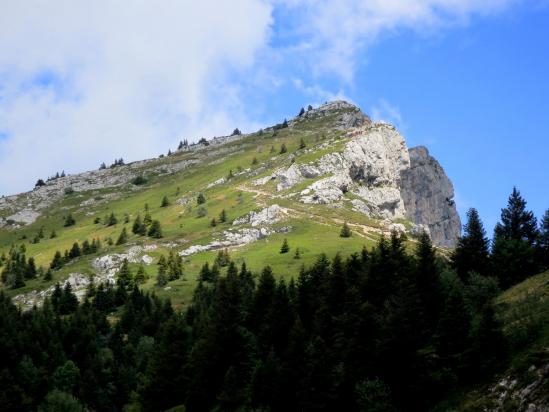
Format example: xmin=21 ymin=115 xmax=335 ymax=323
xmin=0 ymin=101 xmax=461 ymax=309
xmin=438 ymin=270 xmax=549 ymax=411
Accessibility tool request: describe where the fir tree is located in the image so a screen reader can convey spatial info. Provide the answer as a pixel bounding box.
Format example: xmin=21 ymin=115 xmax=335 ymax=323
xmin=279 ymin=143 xmax=287 ymax=154
xmin=50 ymin=229 xmax=57 ymax=239
xmin=294 ymin=247 xmax=301 ymax=259
xmin=63 ymin=213 xmax=75 ymax=227
xmin=539 ymin=209 xmax=549 ymax=270
xmin=148 ymin=220 xmax=163 ymax=238
xmin=340 ymin=222 xmax=352 ymax=238
xmin=132 ymin=214 xmax=145 ymax=235
xmin=280 ymin=238 xmax=290 ymax=254
xmin=492 ymin=187 xmax=539 ymax=288
xmin=107 ymin=212 xmax=118 ymax=226
xmin=50 ymin=251 xmax=63 ymax=270
xmin=161 ymin=195 xmax=170 ymax=208
xmin=210 ymin=218 xmax=217 ymax=227
xmin=117 ymin=259 xmax=133 ymax=288
xmin=135 ymin=265 xmax=147 ymax=284
xmin=197 ymin=193 xmax=206 ymax=205
xmin=219 ymin=209 xmax=227 ymax=223
xmin=69 ymin=242 xmax=81 ymax=259
xmin=452 ymin=208 xmax=490 ymax=280
xmin=44 ymin=269 xmax=53 ymax=281
xmin=252 ymin=157 xmax=258 ymax=165
xmin=307 ymin=104 xmax=313 ymax=111
xmin=35 ymin=179 xmax=46 ymax=187
xmin=298 ymin=107 xmax=305 ymax=116
xmin=116 ymin=227 xmax=128 ymax=245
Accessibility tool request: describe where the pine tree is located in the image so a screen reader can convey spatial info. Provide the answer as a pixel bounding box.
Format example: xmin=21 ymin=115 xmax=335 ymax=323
xmin=132 ymin=214 xmax=145 ymax=235
xmin=197 ymin=193 xmax=206 ymax=205
xmin=452 ymin=208 xmax=490 ymax=280
xmin=492 ymin=187 xmax=539 ymax=288
xmin=135 ymin=265 xmax=147 ymax=284
xmin=117 ymin=258 xmax=133 ymax=288
xmin=69 ymin=242 xmax=81 ymax=259
xmin=161 ymin=195 xmax=170 ymax=208
xmin=340 ymin=222 xmax=352 ymax=238
xmin=294 ymin=247 xmax=301 ymax=259
xmin=219 ymin=209 xmax=227 ymax=223
xmin=116 ymin=227 xmax=128 ymax=245
xmin=210 ymin=218 xmax=217 ymax=227
xmin=35 ymin=179 xmax=46 ymax=187
xmin=252 ymin=157 xmax=258 ymax=165
xmin=63 ymin=213 xmax=75 ymax=227
xmin=50 ymin=251 xmax=63 ymax=270
xmin=280 ymin=238 xmax=290 ymax=254
xmin=143 ymin=212 xmax=152 ymax=226
xmin=25 ymin=257 xmax=37 ymax=279
xmin=50 ymin=229 xmax=57 ymax=239
xmin=298 ymin=107 xmax=305 ymax=116
xmin=107 ymin=212 xmax=118 ymax=226
xmin=227 ymin=169 xmax=234 ymax=180
xmin=415 ymin=232 xmax=441 ymax=331
xmin=279 ymin=143 xmax=287 ymax=154
xmin=148 ymin=220 xmax=163 ymax=238
xmin=307 ymin=104 xmax=313 ymax=111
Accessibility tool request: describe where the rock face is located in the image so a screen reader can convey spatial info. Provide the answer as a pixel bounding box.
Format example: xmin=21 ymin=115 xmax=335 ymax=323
xmin=401 ymin=146 xmax=461 ymax=248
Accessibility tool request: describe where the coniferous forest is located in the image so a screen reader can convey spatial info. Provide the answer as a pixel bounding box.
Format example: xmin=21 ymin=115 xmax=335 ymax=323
xmin=0 ymin=188 xmax=548 ymax=411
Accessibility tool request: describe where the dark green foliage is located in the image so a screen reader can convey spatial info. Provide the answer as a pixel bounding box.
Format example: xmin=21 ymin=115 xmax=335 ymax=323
xmin=452 ymin=208 xmax=490 ymax=280
xmin=69 ymin=242 xmax=81 ymax=258
xmin=232 ymin=128 xmax=242 ymax=136
xmin=210 ymin=217 xmax=217 ymax=227
xmin=50 ymin=250 xmax=63 ymax=270
xmin=196 ymin=192 xmax=206 ymax=205
xmin=148 ymin=220 xmax=163 ymax=238
xmin=106 ymin=212 xmax=117 ymax=226
xmin=214 ymin=248 xmax=231 ymax=267
xmin=340 ymin=222 xmax=352 ymax=237
xmin=161 ymin=195 xmax=170 ymax=207
xmin=50 ymin=229 xmax=57 ymax=239
xmin=280 ymin=238 xmax=290 ymax=253
xmin=219 ymin=209 xmax=227 ymax=223
xmin=299 ymin=137 xmax=306 ymax=149
xmin=116 ymin=227 xmax=128 ymax=245
xmin=131 ymin=175 xmax=147 ymax=185
xmin=251 ymin=157 xmax=258 ymax=165
xmin=307 ymin=104 xmax=313 ymax=111
xmin=294 ymin=247 xmax=301 ymax=259
xmin=63 ymin=213 xmax=75 ymax=227
xmin=132 ymin=214 xmax=147 ymax=235
xmin=539 ymin=209 xmax=549 ymax=269
xmin=35 ymin=179 xmax=46 ymax=187
xmin=279 ymin=143 xmax=287 ymax=154
xmin=492 ymin=187 xmax=539 ymax=288
xmin=117 ymin=259 xmax=133 ymax=288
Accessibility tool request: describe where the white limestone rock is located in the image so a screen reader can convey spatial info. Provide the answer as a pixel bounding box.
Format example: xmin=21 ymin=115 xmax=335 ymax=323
xmin=233 ymin=204 xmax=289 ymax=227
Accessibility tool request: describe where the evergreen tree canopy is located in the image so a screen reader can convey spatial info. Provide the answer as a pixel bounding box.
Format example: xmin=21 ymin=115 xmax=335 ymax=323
xmin=452 ymin=208 xmax=490 ymax=280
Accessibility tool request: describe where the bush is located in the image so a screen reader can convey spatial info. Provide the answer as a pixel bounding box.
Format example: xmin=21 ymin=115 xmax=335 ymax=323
xmin=132 ymin=176 xmax=147 ymax=185
xmin=197 ymin=207 xmax=207 ymax=218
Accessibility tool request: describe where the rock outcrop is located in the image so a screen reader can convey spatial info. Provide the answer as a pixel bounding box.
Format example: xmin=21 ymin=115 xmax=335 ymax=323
xmin=401 ymin=146 xmax=461 ymax=248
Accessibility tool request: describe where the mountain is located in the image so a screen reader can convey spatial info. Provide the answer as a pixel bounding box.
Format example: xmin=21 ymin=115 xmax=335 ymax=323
xmin=0 ymin=101 xmax=460 ymax=308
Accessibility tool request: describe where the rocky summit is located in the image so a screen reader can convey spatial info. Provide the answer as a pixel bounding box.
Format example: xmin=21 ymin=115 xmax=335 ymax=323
xmin=0 ymin=100 xmax=460 ymax=308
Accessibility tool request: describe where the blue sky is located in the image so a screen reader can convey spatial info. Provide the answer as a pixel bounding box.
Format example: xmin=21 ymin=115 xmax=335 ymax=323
xmin=1 ymin=1 xmax=548 ymax=235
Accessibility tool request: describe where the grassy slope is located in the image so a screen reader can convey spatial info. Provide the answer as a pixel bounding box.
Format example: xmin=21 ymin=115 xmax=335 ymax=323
xmin=437 ymin=270 xmax=549 ymax=411
xmin=1 ymin=108 xmax=394 ymax=308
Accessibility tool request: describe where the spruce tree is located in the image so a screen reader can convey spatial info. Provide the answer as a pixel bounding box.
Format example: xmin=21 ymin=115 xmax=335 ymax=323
xmin=161 ymin=195 xmax=170 ymax=207
xmin=210 ymin=218 xmax=217 ymax=227
xmin=219 ymin=209 xmax=227 ymax=223
xmin=452 ymin=208 xmax=490 ymax=280
xmin=117 ymin=259 xmax=133 ymax=288
xmin=69 ymin=242 xmax=81 ymax=259
xmin=280 ymin=238 xmax=290 ymax=254
xmin=492 ymin=187 xmax=539 ymax=288
xmin=148 ymin=220 xmax=163 ymax=238
xmin=298 ymin=107 xmax=305 ymax=116
xmin=63 ymin=213 xmax=75 ymax=227
xmin=279 ymin=143 xmax=287 ymax=154
xmin=197 ymin=193 xmax=206 ymax=205
xmin=50 ymin=229 xmax=57 ymax=239
xmin=50 ymin=251 xmax=63 ymax=270
xmin=340 ymin=222 xmax=352 ymax=238
xmin=116 ymin=227 xmax=128 ymax=245
xmin=107 ymin=212 xmax=118 ymax=226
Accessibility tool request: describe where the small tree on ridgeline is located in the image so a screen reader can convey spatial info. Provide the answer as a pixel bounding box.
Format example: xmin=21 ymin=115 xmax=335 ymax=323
xmin=340 ymin=222 xmax=352 ymax=238
xmin=539 ymin=210 xmax=549 ymax=270
xmin=298 ymin=107 xmax=305 ymax=116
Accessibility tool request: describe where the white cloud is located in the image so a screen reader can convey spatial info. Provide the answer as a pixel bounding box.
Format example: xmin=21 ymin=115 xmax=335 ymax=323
xmin=0 ymin=0 xmax=272 ymax=195
xmin=0 ymin=0 xmax=523 ymax=195
xmin=277 ymin=0 xmax=519 ymax=81
xmin=371 ymin=98 xmax=403 ymax=128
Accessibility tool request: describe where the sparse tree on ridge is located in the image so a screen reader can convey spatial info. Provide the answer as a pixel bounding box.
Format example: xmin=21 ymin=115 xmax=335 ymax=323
xmin=340 ymin=222 xmax=352 ymax=238
xmin=280 ymin=238 xmax=290 ymax=254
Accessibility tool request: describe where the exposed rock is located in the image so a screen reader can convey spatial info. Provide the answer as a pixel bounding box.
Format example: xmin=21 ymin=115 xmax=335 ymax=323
xmin=292 ymin=100 xmax=372 ymax=130
xmin=401 ymin=146 xmax=461 ymax=248
xmin=233 ymin=204 xmax=289 ymax=226
xmin=207 ymin=177 xmax=226 ymax=189
xmin=179 ymin=226 xmax=292 ymax=257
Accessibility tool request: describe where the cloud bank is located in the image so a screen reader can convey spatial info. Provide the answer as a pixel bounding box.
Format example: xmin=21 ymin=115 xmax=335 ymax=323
xmin=0 ymin=0 xmax=519 ymax=195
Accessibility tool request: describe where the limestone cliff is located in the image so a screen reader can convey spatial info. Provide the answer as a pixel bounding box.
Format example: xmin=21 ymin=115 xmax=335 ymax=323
xmin=401 ymin=146 xmax=461 ymax=248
